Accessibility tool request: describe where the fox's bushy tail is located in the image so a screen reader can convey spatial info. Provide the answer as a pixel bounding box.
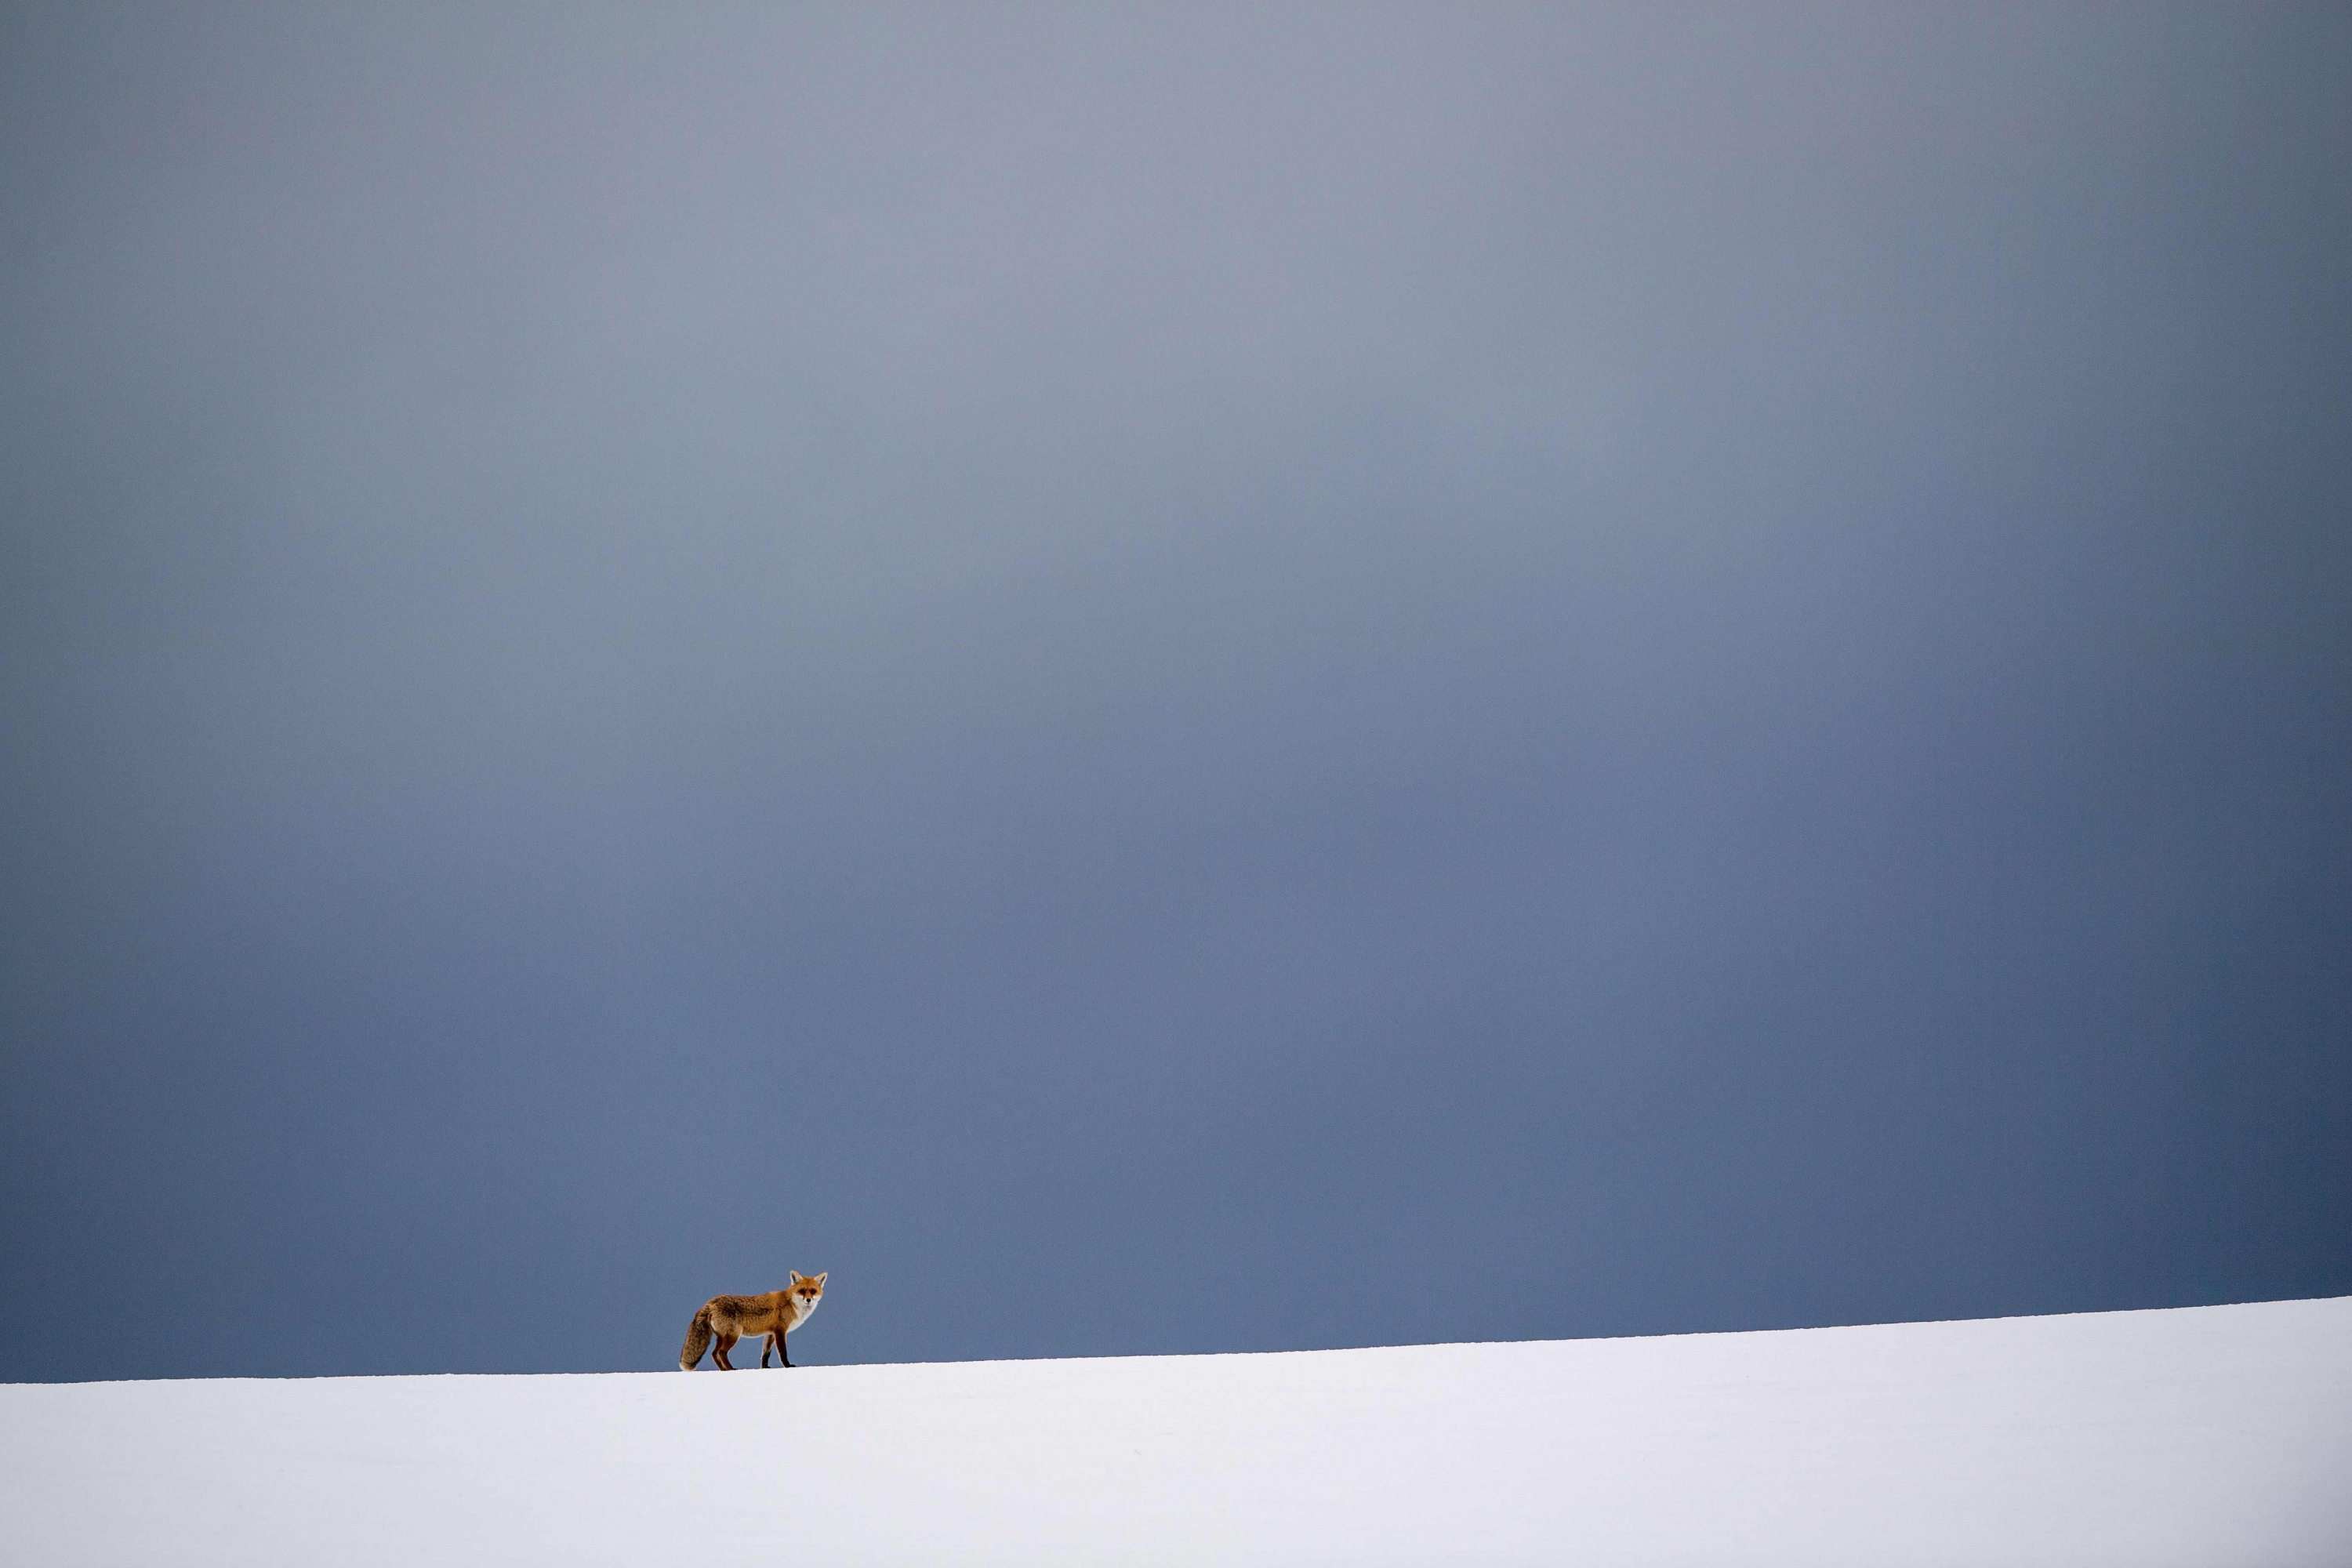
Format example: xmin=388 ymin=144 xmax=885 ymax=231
xmin=679 ymin=1305 xmax=713 ymax=1371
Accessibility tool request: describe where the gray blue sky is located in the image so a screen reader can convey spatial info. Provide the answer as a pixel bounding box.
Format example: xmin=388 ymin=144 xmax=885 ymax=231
xmin=2 ymin=3 xmax=2347 ymax=1381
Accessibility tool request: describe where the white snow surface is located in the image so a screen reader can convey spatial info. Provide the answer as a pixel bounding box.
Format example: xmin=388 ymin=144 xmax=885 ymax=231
xmin=5 ymin=1297 xmax=2347 ymax=1565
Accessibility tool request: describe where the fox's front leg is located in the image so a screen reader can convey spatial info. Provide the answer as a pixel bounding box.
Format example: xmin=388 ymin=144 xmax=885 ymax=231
xmin=760 ymin=1333 xmax=775 ymax=1368
xmin=781 ymin=1330 xmax=793 ymax=1369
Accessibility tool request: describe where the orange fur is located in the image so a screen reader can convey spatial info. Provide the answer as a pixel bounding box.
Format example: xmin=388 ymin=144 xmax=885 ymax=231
xmin=680 ymin=1271 xmax=826 ymax=1370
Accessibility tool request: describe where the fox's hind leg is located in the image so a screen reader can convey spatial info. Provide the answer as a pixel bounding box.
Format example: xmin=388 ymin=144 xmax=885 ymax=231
xmin=713 ymin=1332 xmax=738 ymax=1370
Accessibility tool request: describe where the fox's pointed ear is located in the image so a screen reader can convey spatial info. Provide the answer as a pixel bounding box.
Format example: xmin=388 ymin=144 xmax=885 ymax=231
xmin=789 ymin=1270 xmax=804 ymax=1284
xmin=815 ymin=1272 xmax=827 ymax=1286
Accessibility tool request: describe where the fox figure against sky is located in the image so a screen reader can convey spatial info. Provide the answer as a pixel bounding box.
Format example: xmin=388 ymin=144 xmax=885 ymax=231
xmin=680 ymin=1272 xmax=826 ymax=1370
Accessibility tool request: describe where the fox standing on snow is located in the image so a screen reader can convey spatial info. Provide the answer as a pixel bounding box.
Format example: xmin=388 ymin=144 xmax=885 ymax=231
xmin=680 ymin=1271 xmax=827 ymax=1370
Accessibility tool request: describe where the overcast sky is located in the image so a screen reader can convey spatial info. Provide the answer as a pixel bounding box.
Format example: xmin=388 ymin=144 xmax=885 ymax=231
xmin=3 ymin=3 xmax=2347 ymax=1381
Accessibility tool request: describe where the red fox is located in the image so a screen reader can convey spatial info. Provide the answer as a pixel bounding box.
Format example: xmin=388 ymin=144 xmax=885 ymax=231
xmin=679 ymin=1271 xmax=826 ymax=1370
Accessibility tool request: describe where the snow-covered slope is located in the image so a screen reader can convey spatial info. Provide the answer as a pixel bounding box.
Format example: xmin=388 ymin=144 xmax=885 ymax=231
xmin=5 ymin=1297 xmax=2347 ymax=1565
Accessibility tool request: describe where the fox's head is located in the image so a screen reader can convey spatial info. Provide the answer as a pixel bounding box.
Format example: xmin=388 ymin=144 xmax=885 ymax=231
xmin=788 ymin=1270 xmax=826 ymax=1319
